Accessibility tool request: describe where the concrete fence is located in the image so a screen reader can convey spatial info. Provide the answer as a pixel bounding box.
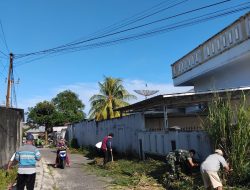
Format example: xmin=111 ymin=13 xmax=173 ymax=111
xmin=66 ymin=113 xmax=212 ymax=160
xmin=0 ymin=107 xmax=23 ymax=167
xmin=138 ymin=130 xmax=212 ymax=160
xmin=66 ymin=113 xmax=145 ymax=154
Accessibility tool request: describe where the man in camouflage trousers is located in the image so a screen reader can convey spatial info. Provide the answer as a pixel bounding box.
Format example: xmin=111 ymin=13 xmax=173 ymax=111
xmin=166 ymin=149 xmax=198 ymax=178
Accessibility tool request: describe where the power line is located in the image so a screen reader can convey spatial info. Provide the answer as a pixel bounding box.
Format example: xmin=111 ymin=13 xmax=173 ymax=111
xmin=0 ymin=21 xmax=9 ymax=53
xmin=15 ymin=0 xmax=188 ymax=58
xmin=51 ymin=5 xmax=250 ymax=53
xmin=59 ymin=0 xmax=180 ymax=48
xmin=14 ymin=2 xmax=250 ymax=67
xmin=0 ymin=50 xmax=7 ymax=57
xmin=55 ymin=0 xmax=188 ymax=48
xmin=15 ymin=0 xmax=232 ymax=59
xmin=14 ymin=3 xmax=250 ymax=66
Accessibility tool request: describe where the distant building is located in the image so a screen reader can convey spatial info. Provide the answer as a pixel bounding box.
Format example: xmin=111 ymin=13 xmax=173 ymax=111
xmin=171 ymin=12 xmax=250 ymax=91
xmin=25 ymin=126 xmax=45 ymax=139
xmin=52 ymin=126 xmax=69 ymax=143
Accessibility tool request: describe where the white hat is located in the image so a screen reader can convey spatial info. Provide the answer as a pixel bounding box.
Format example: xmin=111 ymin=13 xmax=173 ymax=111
xmin=215 ymin=149 xmax=223 ymax=156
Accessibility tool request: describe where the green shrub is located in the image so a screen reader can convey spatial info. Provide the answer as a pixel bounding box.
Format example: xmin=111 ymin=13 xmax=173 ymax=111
xmin=205 ymin=93 xmax=250 ymax=186
xmin=0 ymin=168 xmax=17 ymax=190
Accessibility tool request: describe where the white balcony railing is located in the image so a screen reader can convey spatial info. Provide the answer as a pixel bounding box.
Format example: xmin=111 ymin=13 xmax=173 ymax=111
xmin=172 ymin=12 xmax=250 ymax=79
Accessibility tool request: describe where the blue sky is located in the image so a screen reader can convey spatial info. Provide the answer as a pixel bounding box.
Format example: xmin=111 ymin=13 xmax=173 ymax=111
xmin=0 ymin=0 xmax=249 ymax=114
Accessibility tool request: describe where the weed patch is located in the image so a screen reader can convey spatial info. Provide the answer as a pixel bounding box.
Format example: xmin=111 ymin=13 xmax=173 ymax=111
xmin=0 ymin=168 xmax=17 ymax=190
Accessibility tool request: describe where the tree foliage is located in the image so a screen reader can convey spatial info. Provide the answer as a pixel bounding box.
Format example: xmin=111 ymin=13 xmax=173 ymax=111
xmin=27 ymin=101 xmax=56 ymax=131
xmin=52 ymin=90 xmax=86 ymax=124
xmin=89 ymin=76 xmax=136 ymax=120
xmin=27 ymin=90 xmax=86 ymax=129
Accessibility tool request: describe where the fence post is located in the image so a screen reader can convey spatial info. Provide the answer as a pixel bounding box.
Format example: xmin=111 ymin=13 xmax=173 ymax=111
xmin=163 ymin=105 xmax=169 ymax=129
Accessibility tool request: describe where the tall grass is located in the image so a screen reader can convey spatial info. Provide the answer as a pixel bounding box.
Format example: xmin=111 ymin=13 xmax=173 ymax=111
xmin=0 ymin=168 xmax=17 ymax=190
xmin=205 ymin=93 xmax=250 ymax=186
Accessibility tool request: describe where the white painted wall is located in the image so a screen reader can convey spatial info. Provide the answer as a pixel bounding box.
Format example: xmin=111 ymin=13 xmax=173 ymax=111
xmin=194 ymin=53 xmax=250 ymax=91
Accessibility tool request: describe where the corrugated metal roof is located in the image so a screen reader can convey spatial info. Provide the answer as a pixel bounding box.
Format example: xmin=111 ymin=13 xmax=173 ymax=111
xmin=116 ymin=86 xmax=250 ymax=113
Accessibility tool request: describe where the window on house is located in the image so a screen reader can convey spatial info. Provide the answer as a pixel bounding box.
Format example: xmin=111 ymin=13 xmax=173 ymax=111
xmin=174 ymin=66 xmax=177 ymax=75
xmin=211 ymin=43 xmax=215 ymax=54
xmin=195 ymin=52 xmax=199 ymax=63
xmin=223 ymin=35 xmax=227 ymax=47
xmin=235 ymin=26 xmax=239 ymax=40
xmin=229 ymin=31 xmax=233 ymax=44
xmin=217 ymin=39 xmax=221 ymax=50
xmin=192 ymin=55 xmax=195 ymax=65
xmin=185 ymin=60 xmax=188 ymax=70
xmin=206 ymin=46 xmax=210 ymax=56
xmin=178 ymin=63 xmax=181 ymax=73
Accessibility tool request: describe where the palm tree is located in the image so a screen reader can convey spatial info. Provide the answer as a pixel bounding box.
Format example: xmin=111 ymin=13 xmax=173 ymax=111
xmin=89 ymin=76 xmax=136 ymax=120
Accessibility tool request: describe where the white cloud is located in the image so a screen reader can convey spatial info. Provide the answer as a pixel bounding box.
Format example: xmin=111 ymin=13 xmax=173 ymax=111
xmin=18 ymin=79 xmax=193 ymax=117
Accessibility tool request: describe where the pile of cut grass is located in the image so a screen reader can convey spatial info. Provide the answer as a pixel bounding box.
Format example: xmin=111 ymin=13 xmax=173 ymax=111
xmin=87 ymin=157 xmax=165 ymax=190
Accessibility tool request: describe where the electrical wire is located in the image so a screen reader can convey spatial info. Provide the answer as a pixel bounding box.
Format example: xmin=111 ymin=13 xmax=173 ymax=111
xmin=14 ymin=2 xmax=250 ymax=67
xmin=0 ymin=50 xmax=7 ymax=57
xmin=59 ymin=0 xmax=189 ymax=48
xmin=49 ymin=5 xmax=250 ymax=53
xmin=13 ymin=0 xmax=189 ymax=64
xmin=15 ymin=0 xmax=232 ymax=59
xmin=15 ymin=5 xmax=249 ymax=66
xmin=0 ymin=21 xmax=9 ymax=53
xmin=56 ymin=0 xmax=183 ymax=48
xmin=15 ymin=0 xmax=183 ymax=58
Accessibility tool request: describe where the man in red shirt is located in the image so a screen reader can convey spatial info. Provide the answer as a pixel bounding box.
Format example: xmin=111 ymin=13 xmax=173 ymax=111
xmin=101 ymin=133 xmax=114 ymax=165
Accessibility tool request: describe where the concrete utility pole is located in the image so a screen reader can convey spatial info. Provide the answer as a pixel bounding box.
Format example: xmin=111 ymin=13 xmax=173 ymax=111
xmin=6 ymin=53 xmax=13 ymax=108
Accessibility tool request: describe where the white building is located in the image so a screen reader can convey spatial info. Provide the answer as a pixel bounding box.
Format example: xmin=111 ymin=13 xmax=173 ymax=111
xmin=171 ymin=12 xmax=250 ymax=91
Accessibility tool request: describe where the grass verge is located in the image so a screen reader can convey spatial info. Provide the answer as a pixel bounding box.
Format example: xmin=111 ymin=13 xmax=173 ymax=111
xmin=71 ymin=146 xmax=250 ymax=190
xmin=0 ymin=168 xmax=17 ymax=190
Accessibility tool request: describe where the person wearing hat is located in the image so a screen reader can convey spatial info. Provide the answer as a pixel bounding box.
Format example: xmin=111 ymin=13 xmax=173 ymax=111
xmin=10 ymin=133 xmax=41 ymax=190
xmin=200 ymin=149 xmax=230 ymax=190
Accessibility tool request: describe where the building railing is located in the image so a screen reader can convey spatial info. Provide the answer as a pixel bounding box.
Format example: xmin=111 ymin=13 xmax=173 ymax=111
xmin=172 ymin=12 xmax=250 ymax=79
xmin=146 ymin=125 xmax=203 ymax=132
